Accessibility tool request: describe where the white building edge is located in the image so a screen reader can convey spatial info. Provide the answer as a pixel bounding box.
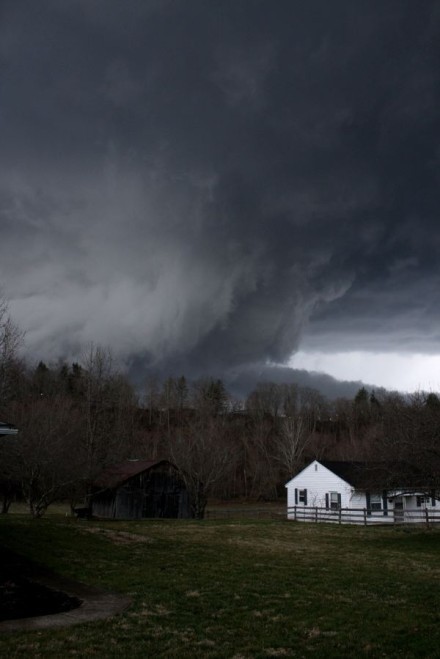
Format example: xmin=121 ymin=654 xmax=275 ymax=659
xmin=0 ymin=421 xmax=18 ymax=436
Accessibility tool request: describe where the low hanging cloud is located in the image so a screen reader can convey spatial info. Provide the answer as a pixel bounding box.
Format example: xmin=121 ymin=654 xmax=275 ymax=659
xmin=1 ymin=1 xmax=439 ymax=396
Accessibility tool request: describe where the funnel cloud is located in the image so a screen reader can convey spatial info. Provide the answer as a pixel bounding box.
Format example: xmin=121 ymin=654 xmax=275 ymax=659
xmin=1 ymin=1 xmax=439 ymax=395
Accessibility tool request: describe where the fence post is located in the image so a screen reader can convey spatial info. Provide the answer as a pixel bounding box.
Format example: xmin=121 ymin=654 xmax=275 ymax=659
xmin=339 ymin=508 xmax=342 ymax=524
xmin=315 ymin=507 xmax=318 ymax=523
xmin=425 ymin=508 xmax=430 ymax=529
xmin=363 ymin=508 xmax=367 ymax=526
xmin=294 ymin=506 xmax=297 ymax=521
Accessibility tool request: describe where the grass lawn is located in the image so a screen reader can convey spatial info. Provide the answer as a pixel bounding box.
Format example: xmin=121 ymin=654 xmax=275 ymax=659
xmin=0 ymin=516 xmax=439 ymax=658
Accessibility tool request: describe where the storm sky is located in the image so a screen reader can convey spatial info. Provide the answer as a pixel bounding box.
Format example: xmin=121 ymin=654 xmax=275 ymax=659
xmin=1 ymin=1 xmax=440 ymax=396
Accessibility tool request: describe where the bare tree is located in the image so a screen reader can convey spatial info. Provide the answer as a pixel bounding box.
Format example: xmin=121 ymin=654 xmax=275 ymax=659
xmin=144 ymin=374 xmax=160 ymax=426
xmin=190 ymin=378 xmax=229 ymax=416
xmin=378 ymin=391 xmax=440 ymax=493
xmin=240 ymin=413 xmax=279 ymax=500
xmin=275 ymin=415 xmax=312 ymax=477
xmin=246 ymin=382 xmax=284 ymax=418
xmin=168 ymin=415 xmax=236 ymax=518
xmin=0 ymin=295 xmax=24 ymax=408
xmin=11 ymin=396 xmax=83 ymax=517
xmin=298 ymin=387 xmax=328 ymax=431
xmin=79 ymin=344 xmax=137 ymax=491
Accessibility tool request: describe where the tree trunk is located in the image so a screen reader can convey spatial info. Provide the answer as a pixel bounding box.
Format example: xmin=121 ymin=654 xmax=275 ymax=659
xmin=190 ymin=483 xmax=207 ymax=519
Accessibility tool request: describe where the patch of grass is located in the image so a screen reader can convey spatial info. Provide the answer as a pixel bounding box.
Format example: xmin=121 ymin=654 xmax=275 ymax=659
xmin=7 ymin=502 xmax=72 ymax=516
xmin=0 ymin=517 xmax=439 ymax=657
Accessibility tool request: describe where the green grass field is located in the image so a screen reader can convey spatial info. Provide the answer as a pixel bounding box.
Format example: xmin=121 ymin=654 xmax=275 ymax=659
xmin=0 ymin=515 xmax=439 ymax=657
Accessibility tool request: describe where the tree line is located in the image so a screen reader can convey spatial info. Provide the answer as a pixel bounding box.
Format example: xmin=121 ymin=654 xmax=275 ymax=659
xmin=0 ymin=298 xmax=439 ymax=517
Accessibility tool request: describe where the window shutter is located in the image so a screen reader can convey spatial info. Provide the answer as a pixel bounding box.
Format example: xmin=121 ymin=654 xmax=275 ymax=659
xmin=295 ymin=488 xmax=298 ymax=505
xmin=337 ymin=493 xmax=342 ymax=508
xmin=366 ymin=491 xmax=371 ymax=516
xmin=416 ymin=496 xmax=422 ymax=507
xmin=325 ymin=493 xmax=329 ymax=510
xmin=382 ymin=490 xmax=388 ymax=516
xmin=304 ymin=489 xmax=308 ymax=505
xmin=431 ymin=490 xmax=436 ymax=507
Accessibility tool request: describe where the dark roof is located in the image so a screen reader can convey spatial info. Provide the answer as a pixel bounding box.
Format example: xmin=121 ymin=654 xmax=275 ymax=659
xmin=320 ymin=460 xmax=427 ymax=489
xmin=93 ymin=459 xmax=173 ymax=489
xmin=0 ymin=421 xmax=18 ymax=436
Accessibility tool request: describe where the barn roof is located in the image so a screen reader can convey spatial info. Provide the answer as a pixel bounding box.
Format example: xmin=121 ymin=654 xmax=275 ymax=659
xmin=94 ymin=459 xmax=173 ymax=489
xmin=320 ymin=460 xmax=427 ymax=489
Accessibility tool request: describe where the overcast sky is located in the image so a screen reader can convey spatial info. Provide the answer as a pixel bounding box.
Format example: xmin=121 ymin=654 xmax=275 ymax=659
xmin=1 ymin=1 xmax=440 ymax=397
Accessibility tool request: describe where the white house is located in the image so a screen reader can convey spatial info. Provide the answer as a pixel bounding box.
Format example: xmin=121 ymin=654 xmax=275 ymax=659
xmin=286 ymin=460 xmax=438 ymax=524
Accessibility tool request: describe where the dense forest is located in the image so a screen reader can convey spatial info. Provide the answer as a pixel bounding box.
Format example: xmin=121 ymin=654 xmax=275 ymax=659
xmin=0 ymin=298 xmax=439 ymax=518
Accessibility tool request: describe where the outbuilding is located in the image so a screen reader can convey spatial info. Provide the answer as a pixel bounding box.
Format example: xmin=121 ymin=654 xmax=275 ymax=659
xmin=90 ymin=459 xmax=191 ymax=519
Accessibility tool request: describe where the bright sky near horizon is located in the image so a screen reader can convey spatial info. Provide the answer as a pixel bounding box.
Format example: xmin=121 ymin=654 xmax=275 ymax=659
xmin=290 ymin=351 xmax=440 ymax=394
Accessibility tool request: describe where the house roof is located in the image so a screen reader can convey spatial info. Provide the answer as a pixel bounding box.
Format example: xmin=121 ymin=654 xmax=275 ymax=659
xmin=0 ymin=421 xmax=18 ymax=436
xmin=93 ymin=459 xmax=173 ymax=489
xmin=320 ymin=460 xmax=429 ymax=490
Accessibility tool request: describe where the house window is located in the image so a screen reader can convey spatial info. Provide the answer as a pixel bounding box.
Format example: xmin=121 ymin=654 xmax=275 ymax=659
xmin=330 ymin=492 xmax=340 ymax=510
xmin=417 ymin=496 xmax=431 ymax=507
xmin=299 ymin=489 xmax=307 ymax=504
xmin=370 ymin=494 xmax=382 ymax=511
xmin=294 ymin=488 xmax=308 ymax=505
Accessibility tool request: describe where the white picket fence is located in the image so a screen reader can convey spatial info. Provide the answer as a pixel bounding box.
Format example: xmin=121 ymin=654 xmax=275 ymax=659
xmin=287 ymin=505 xmax=440 ymax=526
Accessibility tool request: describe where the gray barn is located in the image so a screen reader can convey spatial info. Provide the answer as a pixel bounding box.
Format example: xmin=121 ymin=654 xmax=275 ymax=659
xmin=90 ymin=459 xmax=191 ymax=519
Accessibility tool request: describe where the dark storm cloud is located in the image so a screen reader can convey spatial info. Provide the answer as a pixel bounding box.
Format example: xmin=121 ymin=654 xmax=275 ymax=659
xmin=1 ymin=1 xmax=440 ymax=393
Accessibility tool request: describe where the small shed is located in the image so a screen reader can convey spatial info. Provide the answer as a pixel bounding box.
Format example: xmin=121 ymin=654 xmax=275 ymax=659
xmin=90 ymin=459 xmax=191 ymax=519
